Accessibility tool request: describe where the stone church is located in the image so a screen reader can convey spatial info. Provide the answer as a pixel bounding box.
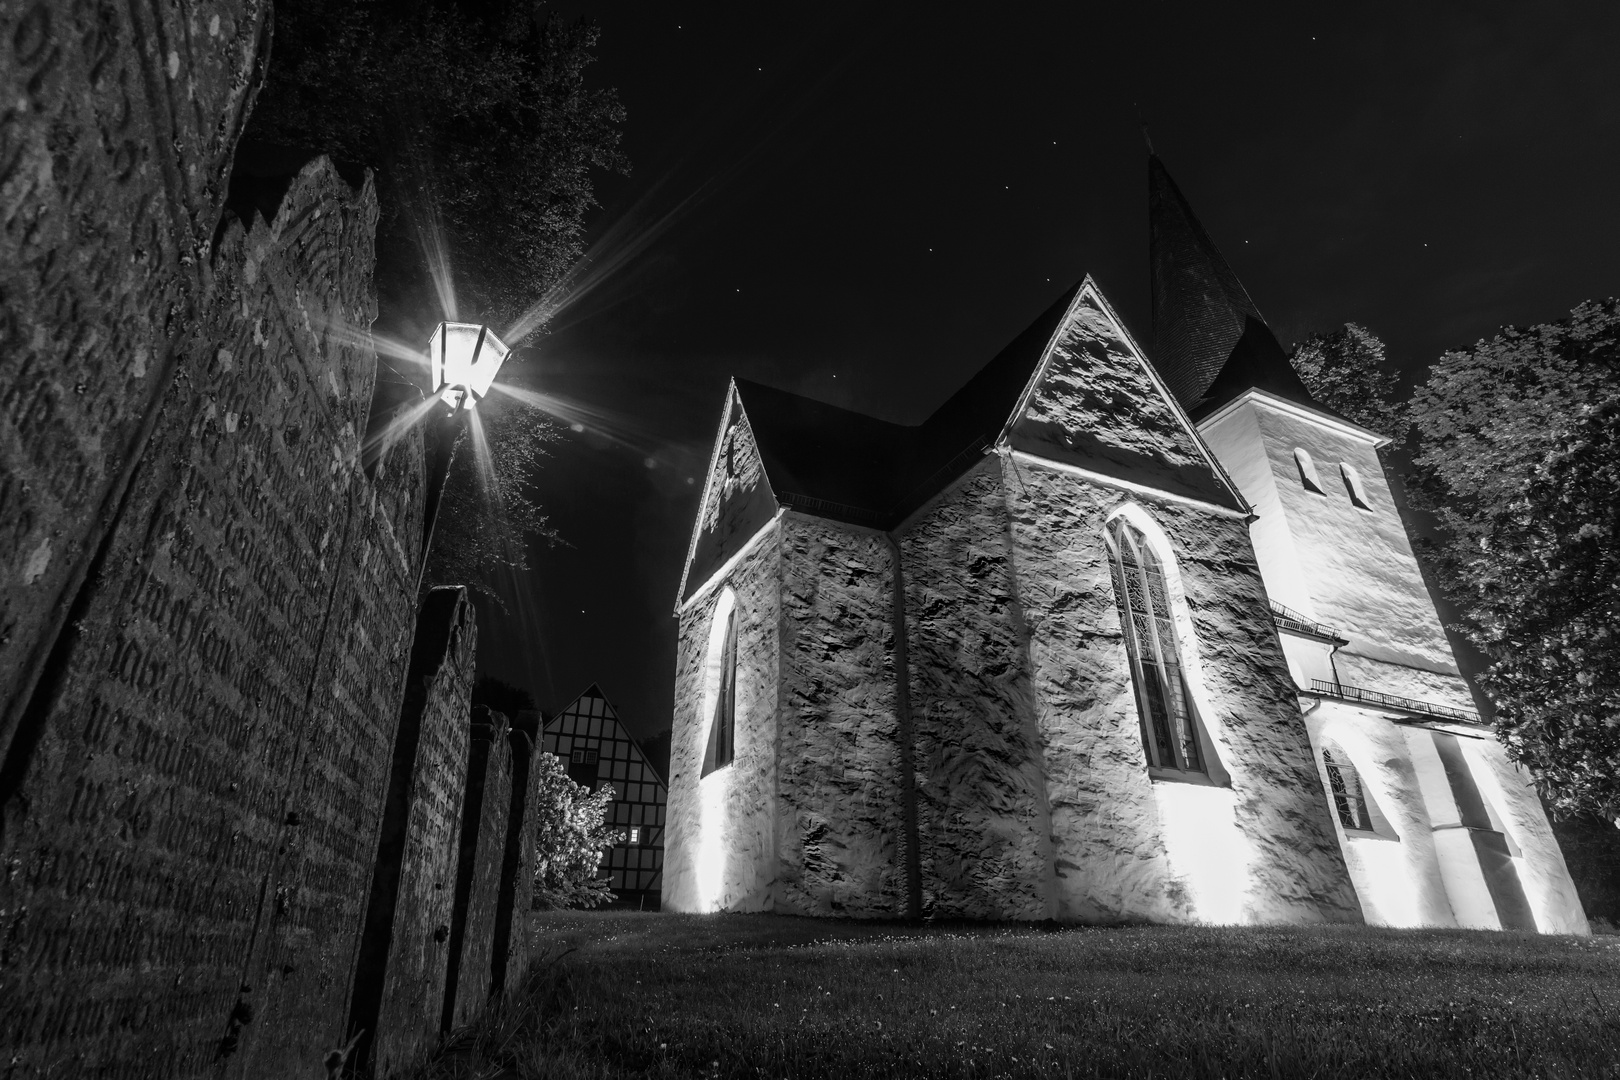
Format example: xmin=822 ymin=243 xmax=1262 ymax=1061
xmin=662 ymin=154 xmax=1588 ymax=931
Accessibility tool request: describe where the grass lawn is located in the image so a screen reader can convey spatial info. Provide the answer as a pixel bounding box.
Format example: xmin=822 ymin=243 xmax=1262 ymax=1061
xmin=414 ymin=912 xmax=1620 ymax=1079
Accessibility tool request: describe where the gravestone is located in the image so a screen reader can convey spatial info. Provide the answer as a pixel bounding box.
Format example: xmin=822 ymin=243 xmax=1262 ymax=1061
xmin=443 ymin=706 xmax=513 ymax=1032
xmin=350 ymin=586 xmax=477 ymax=1077
xmin=0 ymin=154 xmax=425 ymax=1078
xmin=0 ymin=0 xmax=268 ymax=766
xmin=494 ymin=715 xmax=539 ymax=998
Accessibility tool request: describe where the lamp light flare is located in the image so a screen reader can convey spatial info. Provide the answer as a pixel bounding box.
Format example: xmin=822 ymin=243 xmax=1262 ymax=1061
xmin=361 ymin=394 xmax=442 ymax=461
xmin=429 ymin=321 xmax=510 ymax=413
xmin=487 ymin=381 xmax=682 ymax=469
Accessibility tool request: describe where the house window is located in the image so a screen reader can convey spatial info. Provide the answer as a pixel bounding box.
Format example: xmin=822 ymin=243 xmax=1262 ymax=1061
xmin=1106 ymin=517 xmax=1206 ymax=776
xmin=1323 ymin=749 xmax=1372 ymax=831
xmin=567 ymin=747 xmax=599 ymax=789
xmin=702 ymin=603 xmax=738 ymax=776
xmin=1340 ymin=462 xmax=1371 ymax=510
xmin=1294 ymin=448 xmax=1324 ymax=493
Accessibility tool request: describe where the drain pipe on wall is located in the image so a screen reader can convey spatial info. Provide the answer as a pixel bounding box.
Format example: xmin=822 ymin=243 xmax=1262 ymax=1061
xmin=884 ymin=533 xmax=925 ymax=921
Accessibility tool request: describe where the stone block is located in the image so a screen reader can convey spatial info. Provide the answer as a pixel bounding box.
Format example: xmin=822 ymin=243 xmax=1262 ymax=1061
xmin=349 ymin=588 xmax=476 ymax=1077
xmin=493 ymin=720 xmax=538 ymax=998
xmin=443 ymin=707 xmax=512 ymax=1033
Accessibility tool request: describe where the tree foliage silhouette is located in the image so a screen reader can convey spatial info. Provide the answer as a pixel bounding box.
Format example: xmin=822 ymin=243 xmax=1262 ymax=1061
xmin=1405 ymin=300 xmax=1620 ymax=820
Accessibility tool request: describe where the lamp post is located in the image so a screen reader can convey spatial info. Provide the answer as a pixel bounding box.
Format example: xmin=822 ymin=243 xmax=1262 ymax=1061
xmin=419 ymin=321 xmax=511 ymax=590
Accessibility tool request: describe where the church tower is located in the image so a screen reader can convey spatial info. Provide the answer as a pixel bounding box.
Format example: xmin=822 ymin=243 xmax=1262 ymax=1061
xmin=1148 ymin=153 xmax=1587 ymax=932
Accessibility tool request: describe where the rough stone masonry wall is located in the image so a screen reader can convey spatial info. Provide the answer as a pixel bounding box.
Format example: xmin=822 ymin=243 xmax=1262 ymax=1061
xmin=0 ymin=0 xmax=267 ymax=759
xmin=444 ymin=707 xmax=513 ymax=1033
xmin=900 ymin=461 xmax=1052 ymax=920
xmin=664 ymin=521 xmax=781 ymax=913
xmin=351 ymin=587 xmax=476 ymax=1077
xmin=0 ymin=156 xmax=426 ymax=1078
xmin=774 ymin=515 xmax=908 ymax=917
xmin=1002 ymin=455 xmax=1361 ymax=925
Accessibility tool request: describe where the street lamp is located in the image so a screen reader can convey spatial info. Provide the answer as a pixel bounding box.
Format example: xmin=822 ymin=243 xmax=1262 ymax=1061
xmin=428 ymin=321 xmax=510 ymax=412
xmin=419 ymin=321 xmax=511 ymax=589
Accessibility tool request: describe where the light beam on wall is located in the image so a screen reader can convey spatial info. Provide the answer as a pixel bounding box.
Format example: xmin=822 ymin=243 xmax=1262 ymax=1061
xmin=1346 ymin=837 xmax=1423 ymax=928
xmin=696 ymin=770 xmax=729 ymax=912
xmin=1154 ymin=782 xmax=1256 ymax=924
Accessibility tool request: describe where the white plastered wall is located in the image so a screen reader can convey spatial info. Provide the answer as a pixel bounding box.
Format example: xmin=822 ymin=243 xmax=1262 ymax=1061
xmin=1304 ymin=703 xmax=1457 ymax=928
xmin=1199 ymin=391 xmax=1588 ymax=935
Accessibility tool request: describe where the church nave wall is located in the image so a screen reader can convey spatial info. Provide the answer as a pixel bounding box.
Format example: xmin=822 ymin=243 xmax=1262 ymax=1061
xmin=899 ymin=461 xmax=1052 ymax=921
xmin=1001 ymin=457 xmax=1361 ymax=926
xmin=776 ymin=516 xmax=910 ymax=917
xmin=664 ymin=522 xmax=782 ymax=914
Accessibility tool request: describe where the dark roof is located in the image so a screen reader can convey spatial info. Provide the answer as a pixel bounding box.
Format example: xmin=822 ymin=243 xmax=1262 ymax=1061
xmin=735 ymin=279 xmax=1085 ymax=529
xmin=1149 ymin=154 xmax=1318 ymax=418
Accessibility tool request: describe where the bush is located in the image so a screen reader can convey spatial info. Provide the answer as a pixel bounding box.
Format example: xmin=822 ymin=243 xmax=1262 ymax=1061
xmin=532 ymin=752 xmax=617 ymax=910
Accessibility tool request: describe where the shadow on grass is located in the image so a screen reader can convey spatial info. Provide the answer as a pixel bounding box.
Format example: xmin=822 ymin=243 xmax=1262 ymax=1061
xmin=403 ymin=912 xmax=1620 ymax=1079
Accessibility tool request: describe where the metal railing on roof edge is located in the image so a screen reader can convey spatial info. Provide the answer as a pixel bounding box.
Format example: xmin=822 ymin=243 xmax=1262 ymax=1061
xmin=1308 ymin=679 xmax=1480 ymax=724
xmin=1269 ymin=600 xmax=1347 ymax=642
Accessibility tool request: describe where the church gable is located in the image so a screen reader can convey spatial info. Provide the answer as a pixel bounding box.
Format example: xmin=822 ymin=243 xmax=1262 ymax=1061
xmin=1005 ymin=280 xmax=1245 ymax=511
xmin=678 ymin=384 xmax=779 ymax=604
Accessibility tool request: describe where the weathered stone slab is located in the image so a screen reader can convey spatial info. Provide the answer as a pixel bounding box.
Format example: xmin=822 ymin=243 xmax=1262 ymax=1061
xmin=0 ymin=0 xmax=269 ymax=759
xmin=350 ymin=586 xmax=475 ymax=1077
xmin=0 ymin=157 xmax=420 ymax=1078
xmin=443 ymin=706 xmax=512 ymax=1032
xmin=493 ymin=717 xmax=537 ymax=998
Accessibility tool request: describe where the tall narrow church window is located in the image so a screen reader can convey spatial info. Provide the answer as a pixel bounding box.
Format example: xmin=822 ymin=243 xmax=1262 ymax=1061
xmin=1323 ymin=749 xmax=1372 ymax=831
xmin=1294 ymin=448 xmax=1324 ymax=493
xmin=1340 ymin=462 xmax=1371 ymax=510
xmin=702 ymin=605 xmax=738 ymax=776
xmin=1106 ymin=517 xmax=1205 ymax=775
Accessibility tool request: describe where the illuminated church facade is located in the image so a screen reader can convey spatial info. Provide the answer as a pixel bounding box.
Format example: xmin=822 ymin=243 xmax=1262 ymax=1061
xmin=661 ymin=155 xmax=1588 ymax=932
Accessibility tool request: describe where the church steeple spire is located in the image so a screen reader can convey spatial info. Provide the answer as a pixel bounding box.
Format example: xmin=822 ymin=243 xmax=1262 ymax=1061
xmin=1149 ymin=153 xmax=1317 ymax=418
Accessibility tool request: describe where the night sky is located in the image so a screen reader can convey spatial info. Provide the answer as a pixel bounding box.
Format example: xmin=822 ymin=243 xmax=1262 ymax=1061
xmin=474 ymin=3 xmax=1620 ymax=740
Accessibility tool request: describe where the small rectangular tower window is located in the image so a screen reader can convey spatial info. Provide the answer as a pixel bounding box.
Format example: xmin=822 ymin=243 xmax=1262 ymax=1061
xmin=1340 ymin=462 xmax=1372 ymax=510
xmin=1294 ymin=448 xmax=1324 ymax=494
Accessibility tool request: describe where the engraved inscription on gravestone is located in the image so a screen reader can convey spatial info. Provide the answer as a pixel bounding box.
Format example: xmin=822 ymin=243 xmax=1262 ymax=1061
xmin=0 ymin=158 xmax=421 ymax=1079
xmin=0 ymin=0 xmax=267 ymax=756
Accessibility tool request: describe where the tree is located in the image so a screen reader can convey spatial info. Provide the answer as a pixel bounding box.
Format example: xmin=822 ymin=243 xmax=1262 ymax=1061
xmin=531 ymin=753 xmax=617 ymax=909
xmin=246 ymin=0 xmax=626 ymax=596
xmin=244 ymin=0 xmax=628 ymax=333
xmin=1407 ymin=300 xmax=1620 ymax=819
xmin=425 ymin=395 xmax=559 ymax=602
xmin=471 ymin=674 xmax=538 ymax=716
xmin=1289 ymin=322 xmax=1406 ymax=434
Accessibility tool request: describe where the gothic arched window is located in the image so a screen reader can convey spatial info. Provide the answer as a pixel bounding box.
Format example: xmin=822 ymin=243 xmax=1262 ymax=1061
xmin=701 ymin=601 xmax=738 ymax=777
xmin=1322 ymin=748 xmax=1371 ymax=831
xmin=1106 ymin=516 xmax=1207 ymax=776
